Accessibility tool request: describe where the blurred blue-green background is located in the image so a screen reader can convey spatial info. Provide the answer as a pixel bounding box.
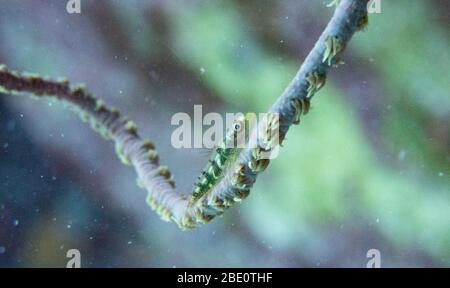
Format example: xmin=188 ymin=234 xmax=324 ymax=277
xmin=0 ymin=0 xmax=449 ymax=267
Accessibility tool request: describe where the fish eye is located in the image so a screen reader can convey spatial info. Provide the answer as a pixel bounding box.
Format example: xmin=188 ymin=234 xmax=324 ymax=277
xmin=233 ymin=123 xmax=241 ymax=131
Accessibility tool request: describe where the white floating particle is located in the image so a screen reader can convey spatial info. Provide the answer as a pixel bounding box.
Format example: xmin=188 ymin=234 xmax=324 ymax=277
xmin=13 ymin=219 xmax=19 ymax=226
xmin=438 ymin=172 xmax=444 ymax=177
xmin=0 ymin=246 xmax=5 ymax=254
xmin=200 ymin=67 xmax=206 ymax=74
xmin=398 ymin=149 xmax=407 ymax=161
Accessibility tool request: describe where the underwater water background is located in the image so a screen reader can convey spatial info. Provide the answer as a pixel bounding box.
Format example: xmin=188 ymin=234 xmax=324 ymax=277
xmin=0 ymin=0 xmax=449 ymax=267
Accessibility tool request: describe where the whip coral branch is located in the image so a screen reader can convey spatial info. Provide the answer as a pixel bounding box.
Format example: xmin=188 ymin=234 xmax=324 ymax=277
xmin=0 ymin=0 xmax=369 ymax=229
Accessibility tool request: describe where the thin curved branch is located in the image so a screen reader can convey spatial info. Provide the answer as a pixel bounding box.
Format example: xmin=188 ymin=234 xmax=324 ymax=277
xmin=0 ymin=0 xmax=369 ymax=229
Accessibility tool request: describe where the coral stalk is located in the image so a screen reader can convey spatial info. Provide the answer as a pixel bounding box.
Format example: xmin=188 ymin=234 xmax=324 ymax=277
xmin=0 ymin=0 xmax=369 ymax=229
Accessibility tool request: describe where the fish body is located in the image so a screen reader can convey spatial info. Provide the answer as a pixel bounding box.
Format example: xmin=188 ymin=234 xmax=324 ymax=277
xmin=189 ymin=116 xmax=246 ymax=206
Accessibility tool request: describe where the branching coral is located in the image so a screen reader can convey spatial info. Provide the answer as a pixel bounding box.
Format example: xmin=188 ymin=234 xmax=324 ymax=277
xmin=0 ymin=0 xmax=369 ymax=229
